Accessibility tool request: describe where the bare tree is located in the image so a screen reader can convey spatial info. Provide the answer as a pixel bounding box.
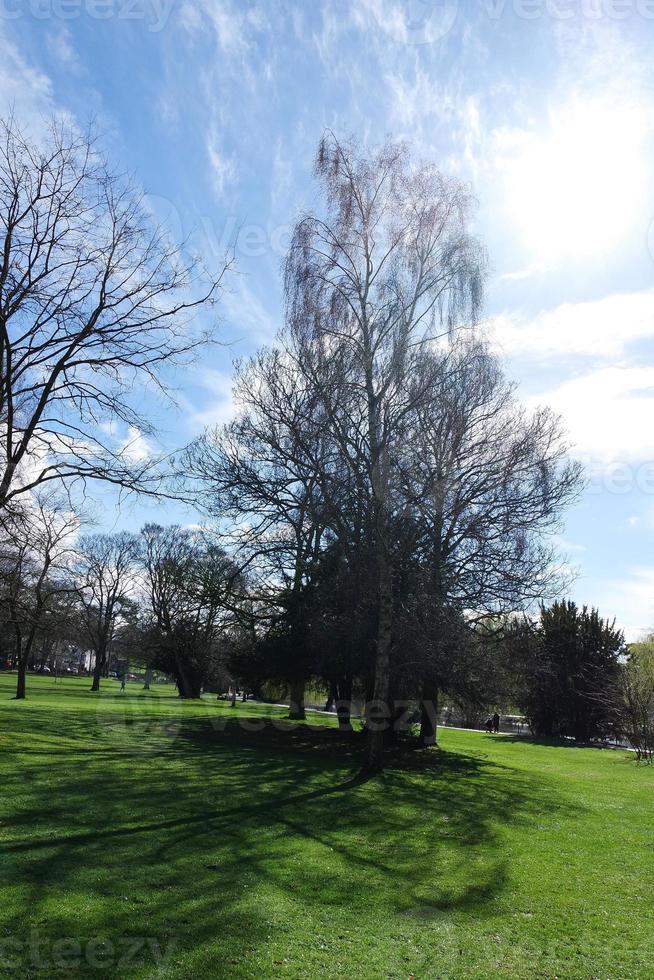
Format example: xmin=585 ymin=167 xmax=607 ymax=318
xmin=74 ymin=531 xmax=140 ymax=692
xmin=185 ymin=134 xmax=582 ymax=772
xmin=601 ymin=643 xmax=654 ymax=762
xmin=617 ymin=660 xmax=654 ymax=762
xmin=285 ymin=134 xmax=485 ymax=771
xmin=140 ymin=524 xmax=241 ymax=699
xmin=0 ymin=115 xmax=229 ymax=512
xmin=398 ymin=339 xmax=582 ymax=744
xmin=0 ymin=493 xmax=79 ymax=698
xmin=184 ymin=348 xmax=333 ymax=718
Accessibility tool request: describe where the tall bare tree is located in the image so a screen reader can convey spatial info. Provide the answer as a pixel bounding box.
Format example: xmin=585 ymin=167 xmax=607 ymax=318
xmin=285 ymin=134 xmax=486 ymax=771
xmin=0 ymin=115 xmax=229 ymax=511
xmin=185 ymin=134 xmax=582 ymax=772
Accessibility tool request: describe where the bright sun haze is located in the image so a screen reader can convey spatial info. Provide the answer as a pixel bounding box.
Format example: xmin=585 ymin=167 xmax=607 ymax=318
xmin=501 ymin=96 xmax=649 ymax=262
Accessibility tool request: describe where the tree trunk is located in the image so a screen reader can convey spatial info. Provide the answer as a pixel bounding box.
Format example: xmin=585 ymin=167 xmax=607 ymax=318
xmin=336 ymin=676 xmax=353 ymax=732
xmin=288 ymin=679 xmax=306 ymax=720
xmin=175 ymin=658 xmax=202 ymax=699
xmin=362 ymin=551 xmax=393 ymax=774
xmin=15 ymin=660 xmax=27 ymax=700
xmin=143 ymin=668 xmax=153 ymax=690
xmin=388 ymin=699 xmax=413 ymax=743
xmin=19 ymin=627 xmax=38 ymax=699
xmin=13 ymin=629 xmax=26 ymax=700
xmin=90 ymin=648 xmax=103 ymax=692
xmin=38 ymin=642 xmax=51 ymax=670
xmin=336 ymin=701 xmax=353 ymax=732
xmin=177 ymin=676 xmax=202 ymax=699
xmin=324 ymin=680 xmax=337 ymax=713
xmin=178 ymin=683 xmax=202 ymax=699
xmin=420 ymin=683 xmax=439 ymax=746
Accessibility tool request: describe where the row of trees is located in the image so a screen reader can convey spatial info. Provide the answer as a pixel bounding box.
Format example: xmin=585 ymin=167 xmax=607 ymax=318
xmin=0 ymin=515 xmax=244 ymax=701
xmin=3 ymin=517 xmax=651 ymax=762
xmin=1 ymin=118 xmax=650 ymax=767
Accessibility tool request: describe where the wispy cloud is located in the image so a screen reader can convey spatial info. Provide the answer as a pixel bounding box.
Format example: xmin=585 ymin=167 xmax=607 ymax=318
xmin=207 ymin=127 xmax=236 ymax=198
xmin=183 ymin=367 xmax=236 ymax=432
xmin=46 ymin=26 xmax=82 ymax=75
xmin=0 ymin=25 xmax=55 ymax=124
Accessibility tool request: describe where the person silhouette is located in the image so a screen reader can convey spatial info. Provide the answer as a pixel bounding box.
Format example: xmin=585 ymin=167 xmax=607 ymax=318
xmin=492 ymin=712 xmax=500 ymax=733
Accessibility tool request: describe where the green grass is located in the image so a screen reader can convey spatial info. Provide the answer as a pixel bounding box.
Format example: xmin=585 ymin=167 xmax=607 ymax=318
xmin=1 ymin=674 xmax=652 ymax=979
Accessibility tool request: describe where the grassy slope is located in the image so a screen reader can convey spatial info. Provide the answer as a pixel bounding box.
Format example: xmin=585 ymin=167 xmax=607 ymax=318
xmin=0 ymin=674 xmax=652 ymax=979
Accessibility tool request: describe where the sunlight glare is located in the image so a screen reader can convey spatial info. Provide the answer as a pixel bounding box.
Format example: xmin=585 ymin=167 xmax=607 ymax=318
xmin=500 ymin=98 xmax=649 ymax=262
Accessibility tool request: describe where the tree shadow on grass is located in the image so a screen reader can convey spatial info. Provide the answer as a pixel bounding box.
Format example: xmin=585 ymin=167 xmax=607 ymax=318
xmin=489 ymin=732 xmax=633 ymax=753
xmin=0 ymin=710 xmax=580 ymax=978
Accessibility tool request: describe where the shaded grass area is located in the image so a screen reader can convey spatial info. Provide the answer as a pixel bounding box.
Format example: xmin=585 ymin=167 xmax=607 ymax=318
xmin=1 ymin=674 xmax=653 ymax=978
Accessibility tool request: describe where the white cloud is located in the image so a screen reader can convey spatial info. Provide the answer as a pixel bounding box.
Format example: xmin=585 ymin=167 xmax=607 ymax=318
xmin=120 ymin=427 xmax=153 ymax=463
xmin=555 ymin=536 xmax=587 ymax=554
xmin=270 ymin=138 xmax=295 ymax=213
xmin=221 ymin=279 xmax=279 ymax=345
xmin=180 ymin=0 xmax=267 ymax=57
xmin=528 ymin=364 xmax=654 ymax=463
xmin=491 ymin=289 xmax=654 ymax=359
xmin=491 ymin=91 xmax=652 ymax=262
xmin=352 ymin=0 xmax=458 ymax=46
xmin=179 ymin=0 xmax=202 ymax=32
xmin=496 ymin=261 xmax=558 ymax=283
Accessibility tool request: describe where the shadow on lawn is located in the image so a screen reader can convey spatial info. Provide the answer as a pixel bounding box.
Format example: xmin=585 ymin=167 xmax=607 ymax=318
xmin=1 ymin=708 xmax=579 ymax=976
xmin=489 ymin=732 xmax=632 ymax=753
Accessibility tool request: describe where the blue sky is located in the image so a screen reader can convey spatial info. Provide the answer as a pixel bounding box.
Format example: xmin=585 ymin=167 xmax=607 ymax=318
xmin=2 ymin=0 xmax=654 ymax=636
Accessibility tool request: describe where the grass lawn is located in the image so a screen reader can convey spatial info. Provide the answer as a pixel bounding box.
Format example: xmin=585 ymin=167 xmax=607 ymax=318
xmin=1 ymin=673 xmax=652 ymax=979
